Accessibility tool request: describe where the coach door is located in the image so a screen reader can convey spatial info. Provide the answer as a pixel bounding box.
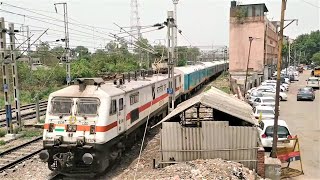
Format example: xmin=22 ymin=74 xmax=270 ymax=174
xmin=117 ymin=95 xmax=125 ymax=134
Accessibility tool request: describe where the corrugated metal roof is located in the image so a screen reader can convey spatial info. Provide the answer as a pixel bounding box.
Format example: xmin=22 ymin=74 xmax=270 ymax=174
xmin=152 ymin=87 xmax=257 ymax=128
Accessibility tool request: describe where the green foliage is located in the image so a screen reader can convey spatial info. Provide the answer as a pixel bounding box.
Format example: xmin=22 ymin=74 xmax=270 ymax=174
xmin=292 ymin=30 xmax=320 ymax=64
xmin=235 ymin=7 xmax=248 ymax=23
xmin=22 ymin=129 xmax=42 ymax=138
xmin=0 ymin=129 xmax=6 ymax=137
xmin=311 ymin=52 xmax=320 ymax=65
xmin=71 ymin=59 xmax=96 ymax=78
xmin=177 ymin=59 xmax=187 ymax=67
xmin=0 ymin=140 xmax=5 ymax=146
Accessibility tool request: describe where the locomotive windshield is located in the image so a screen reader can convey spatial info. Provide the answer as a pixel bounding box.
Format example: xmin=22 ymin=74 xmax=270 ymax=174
xmin=51 ymin=97 xmax=73 ymax=115
xmin=76 ymin=98 xmax=99 ymax=116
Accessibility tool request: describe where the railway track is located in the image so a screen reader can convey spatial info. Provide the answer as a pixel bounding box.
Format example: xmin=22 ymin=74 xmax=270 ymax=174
xmin=0 ymin=101 xmax=48 ymax=127
xmin=0 ymin=101 xmax=47 ymax=116
xmin=0 ymin=136 xmax=43 ymax=172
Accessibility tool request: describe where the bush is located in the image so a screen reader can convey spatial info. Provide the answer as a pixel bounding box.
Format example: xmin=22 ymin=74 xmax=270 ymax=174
xmin=0 ymin=140 xmax=5 ymax=146
xmin=0 ymin=129 xmax=6 ymax=137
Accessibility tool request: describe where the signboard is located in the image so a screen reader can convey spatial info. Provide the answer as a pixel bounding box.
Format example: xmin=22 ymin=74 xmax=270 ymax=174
xmin=167 ymin=88 xmax=173 ymax=95
xmin=276 ymin=136 xmax=304 ymax=179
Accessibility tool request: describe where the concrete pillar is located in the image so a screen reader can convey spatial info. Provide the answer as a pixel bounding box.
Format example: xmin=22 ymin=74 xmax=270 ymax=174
xmin=265 ymin=157 xmax=281 ymax=180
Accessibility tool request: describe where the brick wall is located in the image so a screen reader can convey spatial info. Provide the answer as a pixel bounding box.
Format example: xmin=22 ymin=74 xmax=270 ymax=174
xmin=257 ymin=147 xmax=265 ymax=178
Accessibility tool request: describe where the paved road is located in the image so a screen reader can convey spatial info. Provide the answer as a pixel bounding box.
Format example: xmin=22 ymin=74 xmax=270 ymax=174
xmin=279 ymin=70 xmax=320 ymax=179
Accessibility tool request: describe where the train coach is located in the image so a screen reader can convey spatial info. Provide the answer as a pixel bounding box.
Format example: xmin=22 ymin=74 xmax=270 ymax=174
xmin=39 ymin=60 xmax=228 ymax=176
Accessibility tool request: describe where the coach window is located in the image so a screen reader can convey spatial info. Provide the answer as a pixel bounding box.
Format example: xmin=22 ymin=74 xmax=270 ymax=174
xmin=110 ymin=100 xmax=117 ymax=115
xmin=119 ymin=98 xmax=124 ymax=111
xmin=76 ymin=98 xmax=100 ymax=116
xmin=130 ymin=92 xmax=139 ymax=105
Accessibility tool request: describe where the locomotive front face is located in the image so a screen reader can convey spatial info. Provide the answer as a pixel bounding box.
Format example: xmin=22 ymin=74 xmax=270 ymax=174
xmin=41 ymin=93 xmax=112 ymax=175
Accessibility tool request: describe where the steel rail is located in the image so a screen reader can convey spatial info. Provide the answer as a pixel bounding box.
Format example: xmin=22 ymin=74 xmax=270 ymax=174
xmin=0 ymin=136 xmax=43 ymax=172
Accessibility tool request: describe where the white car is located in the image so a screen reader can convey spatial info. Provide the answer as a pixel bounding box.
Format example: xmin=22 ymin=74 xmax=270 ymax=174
xmin=252 ymin=97 xmax=276 ymax=109
xmin=261 ymin=82 xmax=286 ymax=92
xmin=306 ymin=77 xmax=320 ymax=89
xmin=248 ymin=91 xmax=264 ymax=105
xmin=263 ymin=80 xmax=289 ymax=90
xmin=253 ymin=106 xmax=275 ymax=120
xmin=258 ymin=119 xmax=294 ymax=149
xmin=254 ymin=87 xmax=288 ymax=101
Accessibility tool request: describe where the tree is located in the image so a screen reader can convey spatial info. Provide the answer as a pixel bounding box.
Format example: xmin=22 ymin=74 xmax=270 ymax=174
xmin=311 ymin=52 xmax=320 ymax=65
xmin=74 ymin=46 xmax=90 ymax=60
xmin=291 ymin=30 xmax=320 ymax=64
xmin=51 ymin=46 xmax=64 ymax=54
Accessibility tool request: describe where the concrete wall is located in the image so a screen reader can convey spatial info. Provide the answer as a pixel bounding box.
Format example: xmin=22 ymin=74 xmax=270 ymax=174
xmin=229 ymin=17 xmax=278 ymax=76
xmin=229 ymin=17 xmax=265 ymax=74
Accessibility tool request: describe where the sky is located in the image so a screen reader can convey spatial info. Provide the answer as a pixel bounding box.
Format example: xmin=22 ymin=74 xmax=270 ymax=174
xmin=1 ymin=0 xmax=319 ymax=52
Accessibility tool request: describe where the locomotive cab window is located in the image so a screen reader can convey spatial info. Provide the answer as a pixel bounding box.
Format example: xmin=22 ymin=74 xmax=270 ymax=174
xmin=76 ymin=98 xmax=100 ymax=116
xmin=110 ymin=100 xmax=117 ymax=115
xmin=130 ymin=92 xmax=139 ymax=105
xmin=50 ymin=97 xmax=73 ymax=115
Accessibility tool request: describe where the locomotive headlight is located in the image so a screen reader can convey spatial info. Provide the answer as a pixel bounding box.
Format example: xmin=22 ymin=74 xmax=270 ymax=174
xmin=67 ymin=124 xmax=77 ymax=132
xmin=90 ymin=125 xmax=96 ymax=134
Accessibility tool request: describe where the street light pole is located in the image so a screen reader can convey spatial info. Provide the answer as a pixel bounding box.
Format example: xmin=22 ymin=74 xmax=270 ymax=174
xmin=271 ymin=0 xmax=286 ymax=158
xmin=244 ymin=37 xmax=254 ymax=97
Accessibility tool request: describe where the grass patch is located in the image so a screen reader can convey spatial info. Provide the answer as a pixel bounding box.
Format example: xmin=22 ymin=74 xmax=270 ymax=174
xmin=39 ymin=118 xmax=45 ymax=124
xmin=0 ymin=140 xmax=6 ymax=146
xmin=0 ymin=129 xmax=6 ymax=137
xmin=22 ymin=129 xmax=42 ymax=138
xmin=219 ymin=86 xmax=231 ymax=94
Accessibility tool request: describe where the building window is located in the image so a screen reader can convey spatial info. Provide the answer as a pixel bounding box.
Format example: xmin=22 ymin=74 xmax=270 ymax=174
xmin=130 ymin=92 xmax=139 ymax=105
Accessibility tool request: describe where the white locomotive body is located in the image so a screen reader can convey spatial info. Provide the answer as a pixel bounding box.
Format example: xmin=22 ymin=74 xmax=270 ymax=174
xmin=39 ymin=61 xmax=228 ymax=176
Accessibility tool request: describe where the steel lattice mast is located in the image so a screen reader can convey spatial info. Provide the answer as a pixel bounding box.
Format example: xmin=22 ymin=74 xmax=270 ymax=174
xmin=130 ymin=0 xmax=143 ymax=67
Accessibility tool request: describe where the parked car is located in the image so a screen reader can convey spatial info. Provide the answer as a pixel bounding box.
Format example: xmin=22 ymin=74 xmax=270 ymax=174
xmin=261 ymin=82 xmax=286 ymax=92
xmin=252 ymin=97 xmax=276 ymax=109
xmin=297 ymin=87 xmax=315 ymax=101
xmin=306 ymin=77 xmax=320 ymax=89
xmin=248 ymin=91 xmax=264 ymax=106
xmin=258 ymin=119 xmax=294 ymax=149
xmin=254 ymin=87 xmax=288 ymax=101
xmin=253 ymin=106 xmax=275 ymax=120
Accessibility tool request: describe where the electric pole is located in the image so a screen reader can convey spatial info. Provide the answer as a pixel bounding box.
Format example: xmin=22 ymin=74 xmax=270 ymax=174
xmin=8 ymin=23 xmax=22 ymax=129
xmin=173 ymin=0 xmax=179 ymax=66
xmin=271 ymin=0 xmax=286 ymax=158
xmin=288 ymin=39 xmax=291 ymax=75
xmin=167 ymin=11 xmax=175 ymax=113
xmin=54 ymin=3 xmax=71 ymax=85
xmin=244 ymin=37 xmax=254 ymax=97
xmin=1 ymin=17 xmax=13 ymax=134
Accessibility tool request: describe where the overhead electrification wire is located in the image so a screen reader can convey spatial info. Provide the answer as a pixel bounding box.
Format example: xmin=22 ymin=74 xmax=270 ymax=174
xmin=0 ymin=9 xmax=114 ymax=42
xmin=0 ymin=1 xmax=119 ymax=32
xmin=301 ymin=0 xmax=320 ymax=8
xmin=119 ymin=27 xmax=165 ymax=38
